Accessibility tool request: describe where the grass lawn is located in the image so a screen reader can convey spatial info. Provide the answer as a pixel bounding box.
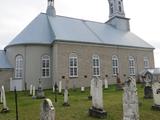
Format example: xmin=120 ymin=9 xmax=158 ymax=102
xmin=0 ymin=84 xmax=160 ymax=120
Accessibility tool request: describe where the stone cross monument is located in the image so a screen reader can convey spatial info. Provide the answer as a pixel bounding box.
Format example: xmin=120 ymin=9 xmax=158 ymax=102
xmin=123 ymin=77 xmax=139 ymax=120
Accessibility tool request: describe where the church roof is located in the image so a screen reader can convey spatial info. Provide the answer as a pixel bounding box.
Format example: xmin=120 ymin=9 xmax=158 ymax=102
xmin=0 ymin=50 xmax=12 ymax=69
xmin=8 ymin=13 xmax=54 ymax=46
xmin=6 ymin=13 xmax=154 ymax=49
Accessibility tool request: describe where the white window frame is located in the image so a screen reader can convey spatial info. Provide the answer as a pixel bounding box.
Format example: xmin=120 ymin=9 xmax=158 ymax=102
xmin=112 ymin=55 xmax=119 ymax=75
xmin=92 ymin=55 xmax=100 ymax=76
xmin=41 ymin=55 xmax=50 ymax=78
xmin=144 ymin=57 xmax=149 ymax=69
xmin=15 ymin=55 xmax=23 ymax=79
xmin=69 ymin=53 xmax=78 ymax=78
xmin=129 ymin=56 xmax=136 ymax=75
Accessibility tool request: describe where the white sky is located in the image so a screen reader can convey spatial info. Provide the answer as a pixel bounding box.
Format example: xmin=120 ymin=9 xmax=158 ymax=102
xmin=0 ymin=0 xmax=160 ymax=67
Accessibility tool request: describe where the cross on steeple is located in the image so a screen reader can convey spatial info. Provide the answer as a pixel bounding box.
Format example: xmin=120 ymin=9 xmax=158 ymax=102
xmin=46 ymin=0 xmax=56 ymax=16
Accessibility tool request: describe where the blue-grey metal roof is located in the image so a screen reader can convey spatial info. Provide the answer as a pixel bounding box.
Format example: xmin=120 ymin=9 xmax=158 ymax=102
xmin=0 ymin=50 xmax=12 ymax=69
xmin=140 ymin=68 xmax=160 ymax=76
xmin=7 ymin=13 xmax=54 ymax=47
xmin=6 ymin=13 xmax=154 ymax=49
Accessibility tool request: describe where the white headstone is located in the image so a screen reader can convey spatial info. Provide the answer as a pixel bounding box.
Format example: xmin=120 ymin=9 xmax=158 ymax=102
xmin=53 ymin=85 xmax=55 ymax=93
xmin=32 ymin=86 xmax=36 ymax=97
xmin=58 ymin=81 xmax=62 ymax=94
xmin=40 ymin=98 xmax=55 ymax=120
xmin=1 ymin=86 xmax=9 ymax=110
xmin=123 ymin=77 xmax=139 ymax=120
xmin=64 ymin=89 xmax=69 ymax=104
xmin=90 ymin=78 xmax=94 ymax=97
xmin=81 ymin=87 xmax=85 ymax=92
xmin=152 ymin=82 xmax=160 ymax=105
xmin=104 ymin=78 xmax=108 ymax=89
xmin=29 ymin=84 xmax=33 ymax=96
xmin=92 ymin=77 xmax=103 ymax=109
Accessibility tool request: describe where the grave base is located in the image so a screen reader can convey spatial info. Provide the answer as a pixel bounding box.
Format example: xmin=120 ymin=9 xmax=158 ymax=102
xmin=152 ymin=104 xmax=160 ymax=111
xmin=144 ymin=86 xmax=153 ymax=99
xmin=144 ymin=96 xmax=153 ymax=99
xmin=88 ymin=96 xmax=92 ymax=100
xmin=89 ymin=107 xmax=107 ymax=119
xmin=63 ymin=102 xmax=70 ymax=107
xmin=1 ymin=108 xmax=9 ymax=113
xmin=116 ymin=84 xmax=123 ymax=91
xmin=36 ymin=96 xmax=45 ymax=99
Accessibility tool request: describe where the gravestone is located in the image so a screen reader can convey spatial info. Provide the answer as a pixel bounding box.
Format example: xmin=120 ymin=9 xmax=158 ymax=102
xmin=88 ymin=78 xmax=94 ymax=100
xmin=1 ymin=86 xmax=9 ymax=113
xmin=53 ymin=85 xmax=55 ymax=93
xmin=32 ymin=86 xmax=36 ymax=99
xmin=144 ymin=77 xmax=153 ymax=99
xmin=81 ymin=87 xmax=85 ymax=92
xmin=63 ymin=89 xmax=70 ymax=106
xmin=29 ymin=84 xmax=33 ymax=96
xmin=36 ymin=79 xmax=45 ymax=99
xmin=104 ymin=78 xmax=108 ymax=89
xmin=116 ymin=74 xmax=123 ymax=90
xmin=123 ymin=77 xmax=139 ymax=120
xmin=40 ymin=98 xmax=55 ymax=120
xmin=152 ymin=82 xmax=160 ymax=110
xmin=58 ymin=81 xmax=62 ymax=94
xmin=89 ymin=77 xmax=107 ymax=118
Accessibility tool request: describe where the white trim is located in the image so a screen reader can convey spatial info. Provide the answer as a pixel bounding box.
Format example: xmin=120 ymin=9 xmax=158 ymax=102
xmin=15 ymin=55 xmax=23 ymax=79
xmin=144 ymin=57 xmax=149 ymax=69
xmin=41 ymin=55 xmax=50 ymax=78
xmin=128 ymin=56 xmax=136 ymax=75
xmin=69 ymin=53 xmax=78 ymax=78
xmin=112 ymin=55 xmax=119 ymax=75
xmin=92 ymin=55 xmax=100 ymax=76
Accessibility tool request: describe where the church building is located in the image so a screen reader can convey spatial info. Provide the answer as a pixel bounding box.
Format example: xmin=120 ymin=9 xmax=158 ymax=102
xmin=0 ymin=0 xmax=154 ymax=91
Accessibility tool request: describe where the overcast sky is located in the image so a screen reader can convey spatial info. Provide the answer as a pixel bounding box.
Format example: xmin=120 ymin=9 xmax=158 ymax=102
xmin=0 ymin=0 xmax=160 ymax=67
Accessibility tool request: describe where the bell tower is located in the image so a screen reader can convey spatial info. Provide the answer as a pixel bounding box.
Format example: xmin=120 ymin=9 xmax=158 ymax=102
xmin=46 ymin=0 xmax=56 ymax=16
xmin=108 ymin=0 xmax=125 ymax=18
xmin=107 ymin=0 xmax=130 ymax=31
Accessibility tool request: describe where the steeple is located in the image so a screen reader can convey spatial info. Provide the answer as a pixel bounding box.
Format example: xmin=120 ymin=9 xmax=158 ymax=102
xmin=107 ymin=0 xmax=130 ymax=31
xmin=108 ymin=0 xmax=125 ymax=18
xmin=46 ymin=0 xmax=56 ymax=16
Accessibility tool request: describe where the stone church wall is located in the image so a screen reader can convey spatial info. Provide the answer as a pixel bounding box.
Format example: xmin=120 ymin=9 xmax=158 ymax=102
xmin=0 ymin=69 xmax=12 ymax=91
xmin=6 ymin=45 xmax=52 ymax=90
xmin=53 ymin=42 xmax=154 ymax=89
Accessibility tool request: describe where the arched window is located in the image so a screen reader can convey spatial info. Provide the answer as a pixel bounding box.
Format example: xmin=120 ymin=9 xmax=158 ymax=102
xmin=129 ymin=56 xmax=136 ymax=75
xmin=41 ymin=55 xmax=50 ymax=78
xmin=110 ymin=3 xmax=114 ymax=14
xmin=112 ymin=55 xmax=119 ymax=75
xmin=144 ymin=57 xmax=149 ymax=69
xmin=15 ymin=55 xmax=23 ymax=78
xmin=118 ymin=1 xmax=122 ymax=12
xmin=69 ymin=53 xmax=78 ymax=77
xmin=92 ymin=55 xmax=100 ymax=76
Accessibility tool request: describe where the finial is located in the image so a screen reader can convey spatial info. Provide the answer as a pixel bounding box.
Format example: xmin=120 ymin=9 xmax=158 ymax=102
xmin=46 ymin=0 xmax=56 ymax=16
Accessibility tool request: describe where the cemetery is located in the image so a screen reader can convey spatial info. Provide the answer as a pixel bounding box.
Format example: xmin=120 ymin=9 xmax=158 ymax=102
xmin=0 ymin=78 xmax=160 ymax=120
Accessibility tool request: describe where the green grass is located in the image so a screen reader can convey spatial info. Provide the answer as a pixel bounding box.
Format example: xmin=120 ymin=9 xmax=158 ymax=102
xmin=0 ymin=84 xmax=160 ymax=120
